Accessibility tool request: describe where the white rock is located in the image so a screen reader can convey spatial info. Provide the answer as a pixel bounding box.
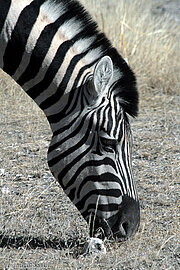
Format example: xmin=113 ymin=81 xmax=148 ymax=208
xmin=0 ymin=168 xmax=5 ymax=176
xmin=83 ymin=237 xmax=106 ymax=255
xmin=2 ymin=186 xmax=10 ymax=194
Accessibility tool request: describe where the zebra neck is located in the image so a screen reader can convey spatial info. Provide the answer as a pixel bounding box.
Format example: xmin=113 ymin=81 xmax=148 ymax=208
xmin=0 ymin=0 xmax=110 ymax=133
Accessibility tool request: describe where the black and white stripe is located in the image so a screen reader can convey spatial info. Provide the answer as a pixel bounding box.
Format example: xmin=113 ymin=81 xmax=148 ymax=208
xmin=0 ymin=0 xmax=140 ymax=239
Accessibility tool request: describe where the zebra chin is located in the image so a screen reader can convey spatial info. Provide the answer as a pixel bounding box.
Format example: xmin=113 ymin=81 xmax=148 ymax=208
xmin=88 ymin=195 xmax=140 ymax=241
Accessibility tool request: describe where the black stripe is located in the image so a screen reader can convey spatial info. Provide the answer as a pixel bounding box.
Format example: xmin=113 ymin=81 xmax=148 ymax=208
xmin=17 ymin=6 xmax=93 ymax=87
xmin=58 ymin=135 xmax=96 ymax=189
xmin=48 ymin=110 xmax=91 ymax=153
xmin=77 ymin=173 xmax=123 ymax=199
xmin=117 ymin=116 xmax=124 ymax=142
xmin=68 ymin=188 xmax=76 ymax=202
xmin=107 ymin=106 xmax=113 ymax=134
xmin=101 ymin=103 xmax=109 ymax=132
xmin=39 ymin=51 xmax=90 ymax=110
xmin=64 ymin=158 xmax=118 ymax=191
xmin=82 ymin=203 xmax=119 ymax=219
xmin=26 ymin=39 xmax=73 ymax=97
xmin=117 ymin=158 xmax=128 ymax=194
xmin=3 ymin=0 xmax=44 ymax=76
xmin=48 ymin=112 xmax=94 ymax=167
xmin=88 ymin=203 xmax=119 ymax=212
xmin=52 ymin=112 xmax=80 ymax=137
xmin=81 ymin=203 xmax=119 ymax=220
xmin=0 ymin=0 xmax=11 ymax=34
xmin=46 ymin=58 xmax=99 ymax=123
xmin=26 ymin=30 xmax=97 ymax=100
xmin=75 ymin=188 xmax=121 ymax=211
xmin=40 ymin=33 xmax=109 ymax=114
xmin=95 ymin=108 xmax=101 ymax=132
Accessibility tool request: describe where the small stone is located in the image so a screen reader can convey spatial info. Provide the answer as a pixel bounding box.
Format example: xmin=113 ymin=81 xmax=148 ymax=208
xmin=82 ymin=237 xmax=106 ymax=255
xmin=0 ymin=168 xmax=5 ymax=176
xmin=2 ymin=186 xmax=10 ymax=194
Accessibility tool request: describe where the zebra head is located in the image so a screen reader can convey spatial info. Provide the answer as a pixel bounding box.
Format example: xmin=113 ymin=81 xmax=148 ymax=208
xmin=48 ymin=54 xmax=140 ymax=241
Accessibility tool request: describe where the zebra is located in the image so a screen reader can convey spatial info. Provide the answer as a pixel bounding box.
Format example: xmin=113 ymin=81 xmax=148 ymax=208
xmin=0 ymin=0 xmax=140 ymax=240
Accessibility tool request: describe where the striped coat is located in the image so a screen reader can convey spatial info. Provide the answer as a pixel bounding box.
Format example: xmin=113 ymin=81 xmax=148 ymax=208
xmin=0 ymin=0 xmax=140 ymax=240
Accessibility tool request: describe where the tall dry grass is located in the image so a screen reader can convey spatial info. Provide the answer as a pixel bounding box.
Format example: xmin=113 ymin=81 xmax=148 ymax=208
xmin=81 ymin=0 xmax=180 ymax=95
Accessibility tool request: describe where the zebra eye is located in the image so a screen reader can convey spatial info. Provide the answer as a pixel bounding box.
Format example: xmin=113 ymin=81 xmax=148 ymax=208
xmin=100 ymin=137 xmax=117 ymax=153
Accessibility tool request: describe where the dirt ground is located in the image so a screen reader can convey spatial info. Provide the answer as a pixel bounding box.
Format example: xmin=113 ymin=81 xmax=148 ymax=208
xmin=0 ymin=0 xmax=179 ymax=269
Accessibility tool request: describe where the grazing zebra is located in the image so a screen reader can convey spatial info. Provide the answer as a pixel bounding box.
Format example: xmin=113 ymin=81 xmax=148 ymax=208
xmin=0 ymin=0 xmax=140 ymax=240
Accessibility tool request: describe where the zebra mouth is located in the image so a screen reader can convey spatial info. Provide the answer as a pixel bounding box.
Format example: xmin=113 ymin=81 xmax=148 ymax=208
xmin=88 ymin=215 xmax=112 ymax=239
xmin=91 ymin=215 xmax=139 ymax=241
xmin=88 ymin=196 xmax=140 ymax=241
xmin=105 ymin=196 xmax=140 ymax=240
xmin=90 ymin=218 xmax=129 ymax=241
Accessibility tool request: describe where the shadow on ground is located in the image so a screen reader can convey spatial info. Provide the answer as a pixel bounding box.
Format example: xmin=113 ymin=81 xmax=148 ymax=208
xmin=0 ymin=233 xmax=82 ymax=251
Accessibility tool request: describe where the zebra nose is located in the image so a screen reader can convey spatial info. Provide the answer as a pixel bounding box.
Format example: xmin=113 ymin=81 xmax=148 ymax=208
xmin=107 ymin=195 xmax=140 ymax=240
xmin=88 ymin=195 xmax=140 ymax=240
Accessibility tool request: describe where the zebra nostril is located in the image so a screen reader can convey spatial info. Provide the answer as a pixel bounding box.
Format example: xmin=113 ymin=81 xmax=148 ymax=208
xmin=119 ymin=222 xmax=129 ymax=237
xmin=122 ymin=222 xmax=129 ymax=235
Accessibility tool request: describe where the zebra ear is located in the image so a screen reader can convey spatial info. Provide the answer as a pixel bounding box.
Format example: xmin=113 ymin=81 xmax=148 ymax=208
xmin=93 ymin=56 xmax=113 ymax=97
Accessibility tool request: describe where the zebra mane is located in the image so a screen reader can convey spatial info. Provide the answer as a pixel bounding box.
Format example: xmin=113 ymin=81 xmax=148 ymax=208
xmin=108 ymin=48 xmax=138 ymax=117
xmin=49 ymin=0 xmax=138 ymax=117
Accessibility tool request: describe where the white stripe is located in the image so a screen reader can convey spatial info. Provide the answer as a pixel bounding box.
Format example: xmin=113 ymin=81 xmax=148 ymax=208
xmin=22 ymin=19 xmax=84 ymax=95
xmin=42 ymin=0 xmax=66 ymax=22
xmin=42 ymin=47 xmax=102 ymax=118
xmin=116 ymin=161 xmax=127 ymax=194
xmin=75 ymin=181 xmax=122 ymax=204
xmin=110 ymin=98 xmax=116 ymax=138
xmin=60 ymin=17 xmax=83 ymax=40
xmin=119 ymin=123 xmax=132 ymax=196
xmin=13 ymin=0 xmax=66 ymax=81
xmin=84 ymin=46 xmax=103 ymax=63
xmin=104 ymin=106 xmax=110 ymax=131
xmin=126 ymin=140 xmax=136 ymax=199
xmin=116 ymin=113 xmax=123 ymax=138
xmin=73 ymin=36 xmax=96 ymax=53
xmin=79 ymin=194 xmax=122 ymax=219
xmin=65 ymin=164 xmax=120 ymax=199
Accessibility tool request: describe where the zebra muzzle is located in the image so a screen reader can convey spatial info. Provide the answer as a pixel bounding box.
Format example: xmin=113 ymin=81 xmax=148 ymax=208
xmin=106 ymin=195 xmax=140 ymax=240
xmin=89 ymin=195 xmax=140 ymax=241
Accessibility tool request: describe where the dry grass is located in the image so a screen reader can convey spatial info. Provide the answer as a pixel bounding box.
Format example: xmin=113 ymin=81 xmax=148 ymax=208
xmin=82 ymin=0 xmax=180 ymax=95
xmin=0 ymin=0 xmax=179 ymax=269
